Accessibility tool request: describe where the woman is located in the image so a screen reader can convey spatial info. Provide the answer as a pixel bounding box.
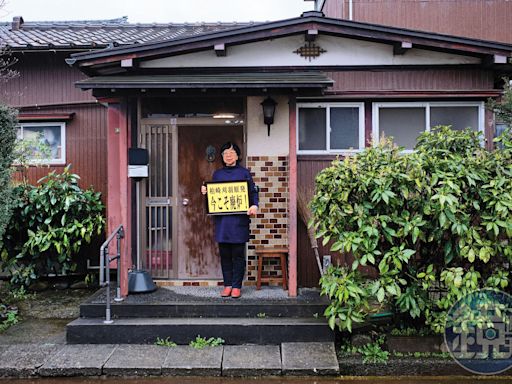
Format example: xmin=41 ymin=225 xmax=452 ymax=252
xmin=201 ymin=142 xmax=258 ymax=298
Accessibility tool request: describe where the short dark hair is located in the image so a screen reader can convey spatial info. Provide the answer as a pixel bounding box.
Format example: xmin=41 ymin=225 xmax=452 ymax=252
xmin=220 ymin=141 xmax=241 ymax=166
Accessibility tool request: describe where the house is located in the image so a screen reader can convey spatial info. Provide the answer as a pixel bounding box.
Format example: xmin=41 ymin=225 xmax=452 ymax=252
xmin=1 ymin=4 xmax=511 ymax=297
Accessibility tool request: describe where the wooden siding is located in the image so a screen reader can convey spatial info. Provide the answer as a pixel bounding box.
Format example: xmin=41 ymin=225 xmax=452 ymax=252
xmin=2 ymin=51 xmax=108 ymax=200
xmin=297 ymin=156 xmax=336 ymax=287
xmin=1 ymin=52 xmax=94 ymax=107
xmin=12 ymin=104 xmax=108 ymax=201
xmin=325 ymin=68 xmax=495 ymax=93
xmin=322 ymin=0 xmax=512 ymax=44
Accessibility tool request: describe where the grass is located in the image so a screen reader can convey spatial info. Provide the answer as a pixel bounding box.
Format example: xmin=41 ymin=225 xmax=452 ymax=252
xmin=189 ymin=335 xmax=225 ymax=349
xmin=155 ymin=337 xmax=177 ymax=347
xmin=0 ymin=308 xmax=19 ymax=333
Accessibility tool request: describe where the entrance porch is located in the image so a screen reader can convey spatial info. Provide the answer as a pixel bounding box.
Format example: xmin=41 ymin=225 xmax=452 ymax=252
xmin=67 ymin=285 xmax=333 ymax=345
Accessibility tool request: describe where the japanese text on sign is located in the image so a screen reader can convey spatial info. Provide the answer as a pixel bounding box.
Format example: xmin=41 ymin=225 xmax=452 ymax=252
xmin=206 ymin=180 xmax=249 ymax=215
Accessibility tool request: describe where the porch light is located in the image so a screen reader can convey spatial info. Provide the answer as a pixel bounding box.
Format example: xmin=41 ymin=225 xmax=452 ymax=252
xmin=261 ymin=97 xmax=277 ymax=136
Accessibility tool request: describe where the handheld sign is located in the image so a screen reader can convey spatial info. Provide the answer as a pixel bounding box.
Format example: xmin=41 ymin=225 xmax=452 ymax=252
xmin=205 ymin=180 xmax=249 ymax=215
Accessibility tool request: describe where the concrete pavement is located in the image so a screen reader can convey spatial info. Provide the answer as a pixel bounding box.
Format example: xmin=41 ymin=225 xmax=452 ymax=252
xmin=0 ymin=342 xmax=339 ymax=378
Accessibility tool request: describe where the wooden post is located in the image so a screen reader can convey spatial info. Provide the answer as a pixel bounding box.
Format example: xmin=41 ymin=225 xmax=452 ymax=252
xmin=288 ymin=97 xmax=298 ymax=297
xmin=106 ymin=100 xmax=131 ymax=297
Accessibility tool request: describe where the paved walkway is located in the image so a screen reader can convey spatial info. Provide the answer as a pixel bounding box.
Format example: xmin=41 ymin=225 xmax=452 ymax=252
xmin=0 ymin=342 xmax=339 ymax=378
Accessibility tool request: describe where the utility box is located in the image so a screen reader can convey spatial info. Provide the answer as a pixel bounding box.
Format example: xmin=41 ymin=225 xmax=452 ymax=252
xmin=128 ymin=148 xmax=149 ymax=178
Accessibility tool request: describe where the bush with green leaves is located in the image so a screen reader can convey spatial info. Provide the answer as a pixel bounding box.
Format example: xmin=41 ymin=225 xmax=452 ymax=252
xmin=0 ymin=166 xmax=105 ymax=286
xmin=0 ymin=104 xmax=17 ymax=247
xmin=312 ymin=126 xmax=512 ymax=333
xmin=487 ymin=77 xmax=512 ymax=130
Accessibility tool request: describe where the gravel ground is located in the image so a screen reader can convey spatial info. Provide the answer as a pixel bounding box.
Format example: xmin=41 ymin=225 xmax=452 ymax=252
xmin=87 ymin=286 xmax=326 ymax=304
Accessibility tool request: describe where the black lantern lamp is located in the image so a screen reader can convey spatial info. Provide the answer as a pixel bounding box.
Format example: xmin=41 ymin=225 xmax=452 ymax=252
xmin=261 ymin=97 xmax=277 ymax=136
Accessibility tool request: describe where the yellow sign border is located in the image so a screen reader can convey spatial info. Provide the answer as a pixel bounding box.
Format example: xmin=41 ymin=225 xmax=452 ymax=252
xmin=205 ymin=180 xmax=250 ymax=215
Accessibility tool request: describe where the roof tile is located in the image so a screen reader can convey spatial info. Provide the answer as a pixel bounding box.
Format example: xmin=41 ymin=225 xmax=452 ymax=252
xmin=0 ymin=18 xmax=254 ymax=49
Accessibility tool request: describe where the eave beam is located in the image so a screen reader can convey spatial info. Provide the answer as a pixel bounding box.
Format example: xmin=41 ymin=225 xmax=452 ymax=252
xmin=393 ymin=41 xmax=412 ymax=55
xmin=305 ymin=29 xmax=318 ymax=42
xmin=214 ymin=43 xmax=226 ymax=57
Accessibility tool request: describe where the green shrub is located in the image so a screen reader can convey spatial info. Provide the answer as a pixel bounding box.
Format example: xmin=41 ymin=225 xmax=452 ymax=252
xmin=320 ymin=265 xmax=370 ymax=332
xmin=0 ymin=166 xmax=105 ymax=286
xmin=312 ymin=127 xmax=512 ymax=333
xmin=0 ymin=104 xmax=17 ymax=247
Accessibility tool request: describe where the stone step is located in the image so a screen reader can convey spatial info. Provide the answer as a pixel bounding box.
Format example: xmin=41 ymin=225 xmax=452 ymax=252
xmin=79 ymin=286 xmax=328 ymax=319
xmin=66 ymin=317 xmax=335 ymax=345
xmin=80 ymin=301 xmax=327 ymax=319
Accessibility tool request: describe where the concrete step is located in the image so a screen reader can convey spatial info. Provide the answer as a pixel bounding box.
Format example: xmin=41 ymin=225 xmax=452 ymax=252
xmin=66 ymin=317 xmax=335 ymax=345
xmin=79 ymin=286 xmax=328 ymax=319
xmin=80 ymin=301 xmax=327 ymax=319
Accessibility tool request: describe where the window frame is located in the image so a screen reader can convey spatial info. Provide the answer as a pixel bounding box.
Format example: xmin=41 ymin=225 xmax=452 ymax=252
xmin=372 ymin=101 xmax=485 ymax=152
xmin=17 ymin=122 xmax=67 ymax=165
xmin=297 ymin=102 xmax=365 ymax=154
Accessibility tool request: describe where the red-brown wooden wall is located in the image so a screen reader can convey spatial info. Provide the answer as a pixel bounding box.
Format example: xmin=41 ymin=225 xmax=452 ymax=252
xmin=322 ymin=0 xmax=512 ymax=44
xmin=1 ymin=52 xmax=108 ymax=199
xmin=297 ymin=66 xmax=498 ymax=286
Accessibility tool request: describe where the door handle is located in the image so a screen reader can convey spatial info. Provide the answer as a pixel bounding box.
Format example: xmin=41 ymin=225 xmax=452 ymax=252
xmin=182 ymin=198 xmax=190 ymax=206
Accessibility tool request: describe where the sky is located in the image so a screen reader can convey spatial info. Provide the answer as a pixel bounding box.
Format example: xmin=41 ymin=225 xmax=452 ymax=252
xmin=0 ymin=0 xmax=315 ymax=23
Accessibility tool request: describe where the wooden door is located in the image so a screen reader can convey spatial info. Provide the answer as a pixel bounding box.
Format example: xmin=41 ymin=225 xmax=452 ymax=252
xmin=177 ymin=124 xmax=243 ymax=278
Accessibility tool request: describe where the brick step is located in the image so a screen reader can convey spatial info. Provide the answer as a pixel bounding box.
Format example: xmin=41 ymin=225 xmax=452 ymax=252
xmin=66 ymin=317 xmax=335 ymax=345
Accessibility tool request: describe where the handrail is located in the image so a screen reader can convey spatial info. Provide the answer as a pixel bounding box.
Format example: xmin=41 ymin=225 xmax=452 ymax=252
xmin=99 ymin=224 xmax=125 ymax=324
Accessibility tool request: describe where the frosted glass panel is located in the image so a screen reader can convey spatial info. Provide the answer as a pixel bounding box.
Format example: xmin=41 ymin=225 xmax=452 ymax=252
xmin=299 ymin=108 xmax=326 ymax=150
xmin=431 ymin=106 xmax=479 ymax=131
xmin=330 ymin=107 xmax=359 ymax=150
xmin=379 ymin=107 xmax=425 ymax=150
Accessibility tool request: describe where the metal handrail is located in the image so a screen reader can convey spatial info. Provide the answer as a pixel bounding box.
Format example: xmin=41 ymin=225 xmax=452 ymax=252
xmin=99 ymin=224 xmax=125 ymax=324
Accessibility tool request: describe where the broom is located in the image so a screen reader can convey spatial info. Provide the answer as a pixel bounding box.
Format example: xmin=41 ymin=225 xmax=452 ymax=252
xmin=297 ymin=188 xmax=324 ymax=276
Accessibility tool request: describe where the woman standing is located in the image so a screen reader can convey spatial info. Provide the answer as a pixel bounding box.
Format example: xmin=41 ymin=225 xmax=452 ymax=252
xmin=201 ymin=142 xmax=258 ymax=298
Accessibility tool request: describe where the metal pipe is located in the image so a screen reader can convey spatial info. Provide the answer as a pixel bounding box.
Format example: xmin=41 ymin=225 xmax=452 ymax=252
xmin=349 ymin=0 xmax=353 ymax=21
xmin=99 ymin=224 xmax=124 ymax=323
xmin=114 ymin=230 xmax=124 ymax=302
xmin=136 ymin=182 xmax=141 ymax=270
xmin=103 ymin=247 xmax=113 ymax=324
xmin=99 ymin=224 xmax=124 ymax=285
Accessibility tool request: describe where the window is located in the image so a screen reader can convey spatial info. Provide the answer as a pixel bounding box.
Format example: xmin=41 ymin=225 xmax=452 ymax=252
xmin=373 ymin=102 xmax=484 ymax=151
xmin=17 ymin=122 xmax=66 ymax=164
xmin=297 ymin=103 xmax=365 ymax=153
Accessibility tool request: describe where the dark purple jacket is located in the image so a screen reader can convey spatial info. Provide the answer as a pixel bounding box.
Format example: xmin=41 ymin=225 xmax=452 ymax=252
xmin=212 ymin=164 xmax=259 ymax=244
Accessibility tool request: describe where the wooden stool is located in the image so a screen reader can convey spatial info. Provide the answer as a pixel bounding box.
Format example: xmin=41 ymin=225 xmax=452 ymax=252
xmin=256 ymin=247 xmax=288 ymax=290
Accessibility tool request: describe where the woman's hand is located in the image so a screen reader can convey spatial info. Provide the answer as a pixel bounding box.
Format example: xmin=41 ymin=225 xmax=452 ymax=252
xmin=247 ymin=205 xmax=258 ymax=216
xmin=201 ymin=185 xmax=207 ymax=195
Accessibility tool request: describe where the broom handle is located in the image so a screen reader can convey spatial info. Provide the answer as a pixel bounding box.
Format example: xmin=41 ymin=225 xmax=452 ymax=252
xmin=312 ymin=246 xmax=324 ymax=276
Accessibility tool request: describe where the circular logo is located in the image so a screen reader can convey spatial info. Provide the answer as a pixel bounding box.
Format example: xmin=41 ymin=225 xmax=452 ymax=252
xmin=444 ymin=288 xmax=512 ymax=375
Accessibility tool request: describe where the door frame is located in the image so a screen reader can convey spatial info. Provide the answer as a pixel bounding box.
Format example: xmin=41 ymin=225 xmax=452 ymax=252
xmin=138 ymin=115 xmax=247 ymax=279
xmin=138 ymin=118 xmax=179 ymax=279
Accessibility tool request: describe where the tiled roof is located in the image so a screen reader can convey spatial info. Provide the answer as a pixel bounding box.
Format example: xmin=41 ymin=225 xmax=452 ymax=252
xmin=0 ymin=16 xmax=255 ymax=50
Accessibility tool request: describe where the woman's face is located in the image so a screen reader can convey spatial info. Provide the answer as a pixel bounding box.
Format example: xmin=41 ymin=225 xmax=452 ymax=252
xmin=222 ymin=147 xmax=238 ymax=167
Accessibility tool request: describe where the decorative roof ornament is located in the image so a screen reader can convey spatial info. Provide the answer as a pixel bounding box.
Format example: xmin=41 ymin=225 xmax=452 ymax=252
xmin=293 ymin=41 xmax=326 ymax=61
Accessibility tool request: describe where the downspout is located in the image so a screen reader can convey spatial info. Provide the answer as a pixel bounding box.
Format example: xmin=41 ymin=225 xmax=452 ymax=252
xmin=349 ymin=0 xmax=353 ymax=20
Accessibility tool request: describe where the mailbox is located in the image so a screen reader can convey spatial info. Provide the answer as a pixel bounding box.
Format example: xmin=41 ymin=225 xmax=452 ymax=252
xmin=128 ymin=148 xmax=149 ymax=178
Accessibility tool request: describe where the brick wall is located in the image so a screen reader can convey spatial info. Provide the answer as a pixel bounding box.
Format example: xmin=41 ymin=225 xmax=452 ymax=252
xmin=246 ymin=155 xmax=289 ymax=286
